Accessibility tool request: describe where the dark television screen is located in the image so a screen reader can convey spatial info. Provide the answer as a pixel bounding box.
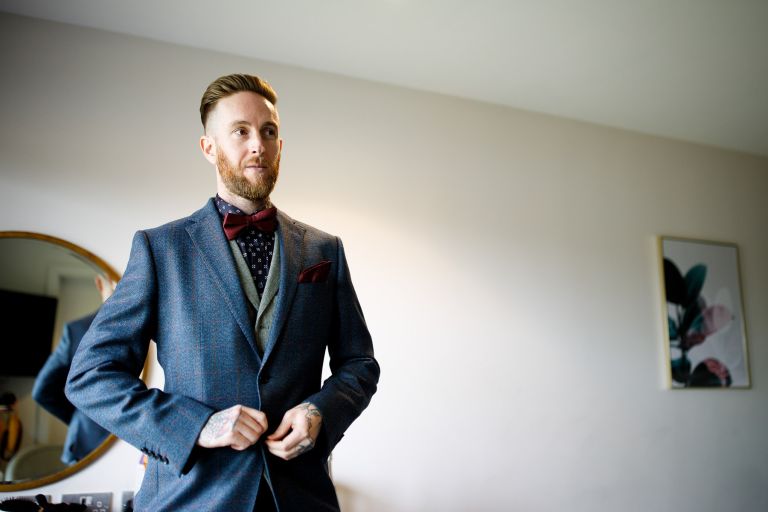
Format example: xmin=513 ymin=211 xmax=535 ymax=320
xmin=0 ymin=288 xmax=58 ymax=377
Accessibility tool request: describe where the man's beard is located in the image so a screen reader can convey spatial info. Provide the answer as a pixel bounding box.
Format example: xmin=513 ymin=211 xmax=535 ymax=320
xmin=217 ymin=150 xmax=280 ymax=202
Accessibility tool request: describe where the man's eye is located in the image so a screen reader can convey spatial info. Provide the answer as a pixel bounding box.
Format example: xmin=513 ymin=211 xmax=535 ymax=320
xmin=263 ymin=127 xmax=277 ymax=138
xmin=234 ymin=128 xmax=247 ymax=136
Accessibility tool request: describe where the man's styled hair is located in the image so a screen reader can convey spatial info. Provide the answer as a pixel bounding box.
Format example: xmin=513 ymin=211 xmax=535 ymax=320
xmin=199 ymin=73 xmax=278 ymax=130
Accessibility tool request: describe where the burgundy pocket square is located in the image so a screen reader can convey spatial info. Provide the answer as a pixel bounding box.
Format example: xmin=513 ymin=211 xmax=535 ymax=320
xmin=298 ymin=260 xmax=332 ymax=283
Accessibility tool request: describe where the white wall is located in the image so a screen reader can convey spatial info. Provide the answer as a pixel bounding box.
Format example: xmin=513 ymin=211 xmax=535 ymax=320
xmin=1 ymin=13 xmax=767 ymax=512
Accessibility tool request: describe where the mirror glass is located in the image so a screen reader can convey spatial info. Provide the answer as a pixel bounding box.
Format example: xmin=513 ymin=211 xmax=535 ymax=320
xmin=0 ymin=232 xmax=120 ymax=490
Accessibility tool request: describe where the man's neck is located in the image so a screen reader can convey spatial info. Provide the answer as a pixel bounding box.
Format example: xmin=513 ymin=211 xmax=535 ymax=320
xmin=216 ymin=189 xmax=271 ymax=214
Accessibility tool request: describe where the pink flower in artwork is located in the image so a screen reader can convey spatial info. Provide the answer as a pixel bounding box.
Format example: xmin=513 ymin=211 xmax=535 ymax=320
xmin=703 ymin=358 xmax=731 ymax=382
xmin=681 ymin=305 xmax=733 ymax=350
xmin=701 ymin=305 xmax=733 ymax=336
xmin=689 ymin=357 xmax=733 ymax=387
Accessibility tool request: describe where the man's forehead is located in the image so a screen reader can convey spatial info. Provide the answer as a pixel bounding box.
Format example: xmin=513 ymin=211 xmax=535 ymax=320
xmin=212 ymin=91 xmax=279 ymax=124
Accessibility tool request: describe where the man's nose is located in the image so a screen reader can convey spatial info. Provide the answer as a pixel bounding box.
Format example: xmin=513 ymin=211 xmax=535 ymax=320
xmin=248 ymin=136 xmax=264 ymax=154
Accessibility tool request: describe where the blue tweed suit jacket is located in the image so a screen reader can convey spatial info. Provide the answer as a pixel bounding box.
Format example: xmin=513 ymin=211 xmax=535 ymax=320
xmin=65 ymin=199 xmax=380 ymax=511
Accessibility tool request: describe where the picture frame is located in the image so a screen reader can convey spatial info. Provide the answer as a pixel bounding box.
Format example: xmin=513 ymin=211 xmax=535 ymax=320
xmin=658 ymin=236 xmax=751 ymax=389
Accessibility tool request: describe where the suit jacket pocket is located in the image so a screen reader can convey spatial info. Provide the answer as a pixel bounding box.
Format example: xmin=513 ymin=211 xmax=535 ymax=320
xmin=298 ymin=260 xmax=332 ymax=283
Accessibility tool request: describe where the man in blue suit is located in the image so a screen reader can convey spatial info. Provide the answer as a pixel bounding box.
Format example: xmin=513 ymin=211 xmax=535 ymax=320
xmin=33 ymin=275 xmax=113 ymax=464
xmin=66 ymin=74 xmax=380 ymax=511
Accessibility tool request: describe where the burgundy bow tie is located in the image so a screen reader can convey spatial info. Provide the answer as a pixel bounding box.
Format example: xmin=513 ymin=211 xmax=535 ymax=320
xmin=222 ymin=207 xmax=278 ymax=240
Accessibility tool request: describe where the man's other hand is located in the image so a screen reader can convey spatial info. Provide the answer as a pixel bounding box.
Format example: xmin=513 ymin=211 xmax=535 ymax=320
xmin=197 ymin=404 xmax=268 ymax=450
xmin=265 ymin=402 xmax=322 ymax=460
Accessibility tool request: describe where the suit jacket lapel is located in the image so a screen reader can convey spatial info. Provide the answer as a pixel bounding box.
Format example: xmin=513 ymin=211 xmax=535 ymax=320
xmin=262 ymin=210 xmax=305 ymax=363
xmin=185 ymin=199 xmax=260 ymax=356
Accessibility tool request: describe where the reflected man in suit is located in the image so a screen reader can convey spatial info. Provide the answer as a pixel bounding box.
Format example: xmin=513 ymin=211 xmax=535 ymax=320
xmin=65 ymin=74 xmax=380 ymax=511
xmin=33 ymin=274 xmax=114 ymax=464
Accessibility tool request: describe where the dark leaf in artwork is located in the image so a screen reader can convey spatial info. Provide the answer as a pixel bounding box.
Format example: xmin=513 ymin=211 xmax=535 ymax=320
xmin=684 ymin=264 xmax=707 ymax=307
xmin=689 ymin=312 xmax=704 ymax=333
xmin=664 ymin=259 xmax=686 ymax=305
xmin=668 ymin=316 xmax=679 ymax=340
xmin=671 ymin=356 xmax=691 ymax=384
xmin=679 ymin=297 xmax=704 ymax=345
xmin=681 ymin=331 xmax=706 ymax=350
xmin=689 ymin=358 xmax=732 ymax=387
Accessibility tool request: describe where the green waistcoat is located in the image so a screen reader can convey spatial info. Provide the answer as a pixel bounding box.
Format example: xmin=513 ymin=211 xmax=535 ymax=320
xmin=228 ymin=233 xmax=281 ymax=356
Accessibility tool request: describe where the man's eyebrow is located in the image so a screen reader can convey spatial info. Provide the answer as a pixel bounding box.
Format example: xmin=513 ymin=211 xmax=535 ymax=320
xmin=227 ymin=120 xmax=278 ymax=128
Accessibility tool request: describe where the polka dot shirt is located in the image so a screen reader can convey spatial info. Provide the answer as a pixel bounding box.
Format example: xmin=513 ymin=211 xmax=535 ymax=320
xmin=214 ymin=195 xmax=275 ymax=295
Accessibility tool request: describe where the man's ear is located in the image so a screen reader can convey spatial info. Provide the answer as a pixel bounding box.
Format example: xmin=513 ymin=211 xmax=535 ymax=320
xmin=94 ymin=274 xmax=116 ymax=303
xmin=200 ymin=135 xmax=217 ymax=165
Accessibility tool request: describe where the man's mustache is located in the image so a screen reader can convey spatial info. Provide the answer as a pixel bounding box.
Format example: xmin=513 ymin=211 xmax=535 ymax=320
xmin=243 ymin=158 xmax=272 ymax=168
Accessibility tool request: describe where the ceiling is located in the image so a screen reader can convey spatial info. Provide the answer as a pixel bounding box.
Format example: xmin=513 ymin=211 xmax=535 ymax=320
xmin=2 ymin=0 xmax=767 ymax=157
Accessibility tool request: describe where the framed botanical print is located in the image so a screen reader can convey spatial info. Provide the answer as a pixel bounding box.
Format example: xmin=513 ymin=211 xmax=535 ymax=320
xmin=659 ymin=237 xmax=750 ymax=388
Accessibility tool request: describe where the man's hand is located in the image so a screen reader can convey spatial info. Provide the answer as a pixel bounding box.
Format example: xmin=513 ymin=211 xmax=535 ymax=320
xmin=197 ymin=404 xmax=268 ymax=450
xmin=265 ymin=402 xmax=322 ymax=460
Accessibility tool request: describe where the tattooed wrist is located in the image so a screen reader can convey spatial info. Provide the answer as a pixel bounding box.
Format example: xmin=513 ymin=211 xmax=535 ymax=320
xmin=299 ymin=403 xmax=322 ymax=423
xmin=296 ymin=439 xmax=315 ymax=455
xmin=199 ymin=410 xmax=234 ymax=444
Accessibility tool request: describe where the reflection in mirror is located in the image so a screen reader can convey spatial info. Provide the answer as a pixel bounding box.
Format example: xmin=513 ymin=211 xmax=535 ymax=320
xmin=0 ymin=232 xmax=120 ymax=490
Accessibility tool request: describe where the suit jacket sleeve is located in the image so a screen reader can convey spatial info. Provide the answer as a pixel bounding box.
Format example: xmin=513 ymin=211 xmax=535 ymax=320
xmin=33 ymin=322 xmax=77 ymax=425
xmin=304 ymin=237 xmax=380 ymax=454
xmin=65 ymin=231 xmax=215 ymax=475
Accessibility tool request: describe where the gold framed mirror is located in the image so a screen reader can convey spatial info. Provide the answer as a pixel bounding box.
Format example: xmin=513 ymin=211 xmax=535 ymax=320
xmin=0 ymin=231 xmax=120 ymax=491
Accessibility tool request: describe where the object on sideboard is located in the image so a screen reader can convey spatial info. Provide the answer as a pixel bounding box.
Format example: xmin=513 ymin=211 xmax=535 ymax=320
xmin=120 ymin=491 xmax=133 ymax=512
xmin=0 ymin=493 xmax=87 ymax=511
